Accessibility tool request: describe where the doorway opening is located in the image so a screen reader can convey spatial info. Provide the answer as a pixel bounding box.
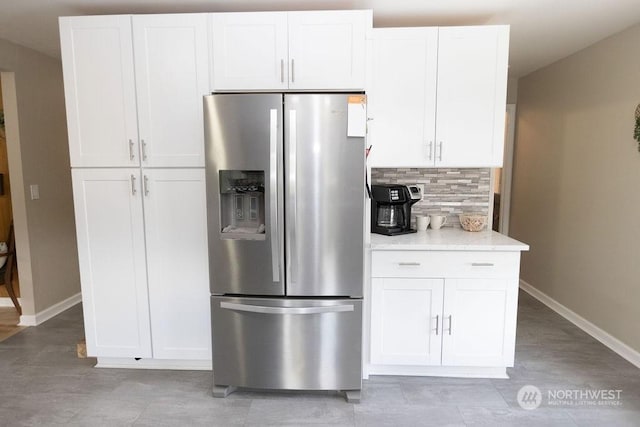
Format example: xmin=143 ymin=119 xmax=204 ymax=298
xmin=491 ymin=104 xmax=516 ymax=233
xmin=0 ymin=72 xmax=22 ymax=324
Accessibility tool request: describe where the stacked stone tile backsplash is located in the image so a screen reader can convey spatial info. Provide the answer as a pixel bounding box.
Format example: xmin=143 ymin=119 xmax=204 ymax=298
xmin=371 ymin=168 xmax=491 ymax=228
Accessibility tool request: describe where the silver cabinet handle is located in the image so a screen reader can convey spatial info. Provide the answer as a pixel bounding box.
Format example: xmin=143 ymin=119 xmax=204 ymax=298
xmin=128 ymin=139 xmax=135 ymax=161
xmin=291 ymin=59 xmax=295 ymax=83
xmin=438 ymin=141 xmax=443 ymax=161
xmin=269 ymin=108 xmax=280 ymax=282
xmin=398 ymin=262 xmax=421 ymax=266
xmin=130 ymin=174 xmax=137 ymax=196
xmin=287 ymin=109 xmax=298 ymax=284
xmin=471 ymin=262 xmax=495 ymax=267
xmin=447 ymin=315 xmax=452 ymax=335
xmin=280 ymin=59 xmax=284 ymax=83
xmin=141 ymin=139 xmax=148 ymax=161
xmin=427 ymin=141 xmax=433 ymax=160
xmin=220 ymin=301 xmax=354 ymax=315
xmin=434 ymin=315 xmax=440 ymax=335
xmin=143 ymin=175 xmax=149 ymax=196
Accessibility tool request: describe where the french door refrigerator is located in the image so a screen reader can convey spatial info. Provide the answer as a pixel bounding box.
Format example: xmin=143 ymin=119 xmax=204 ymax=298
xmin=204 ymin=93 xmax=365 ymax=402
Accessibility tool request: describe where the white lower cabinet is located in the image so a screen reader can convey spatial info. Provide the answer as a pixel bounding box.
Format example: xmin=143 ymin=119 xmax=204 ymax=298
xmin=72 ymin=168 xmax=152 ymax=358
xmin=369 ymin=250 xmax=520 ymax=377
xmin=142 ymin=169 xmax=211 ymax=360
xmin=72 ymin=168 xmax=210 ymax=361
xmin=441 ymin=279 xmax=517 ymax=367
xmin=371 ymin=278 xmax=443 ymax=366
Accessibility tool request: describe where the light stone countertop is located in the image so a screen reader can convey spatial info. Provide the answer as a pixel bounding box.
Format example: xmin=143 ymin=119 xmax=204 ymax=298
xmin=370 ymin=228 xmax=529 ymax=251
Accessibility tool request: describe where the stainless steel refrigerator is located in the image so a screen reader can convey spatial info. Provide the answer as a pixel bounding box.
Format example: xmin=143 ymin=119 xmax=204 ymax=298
xmin=204 ymin=93 xmax=365 ymax=402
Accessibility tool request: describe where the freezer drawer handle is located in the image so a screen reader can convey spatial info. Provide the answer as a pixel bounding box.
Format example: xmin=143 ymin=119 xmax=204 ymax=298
xmin=220 ymin=301 xmax=354 ymax=315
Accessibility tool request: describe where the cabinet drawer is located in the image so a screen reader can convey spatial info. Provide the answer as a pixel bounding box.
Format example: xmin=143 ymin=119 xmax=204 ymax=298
xmin=371 ymin=250 xmax=520 ymax=279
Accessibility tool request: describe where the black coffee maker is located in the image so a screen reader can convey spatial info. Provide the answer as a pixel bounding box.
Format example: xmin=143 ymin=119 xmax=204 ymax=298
xmin=371 ymin=184 xmax=422 ymax=236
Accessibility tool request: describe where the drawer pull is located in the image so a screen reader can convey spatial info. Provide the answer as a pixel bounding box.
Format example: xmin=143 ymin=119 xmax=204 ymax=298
xmin=398 ymin=262 xmax=421 ymax=266
xmin=221 ymin=301 xmax=353 ymax=315
xmin=471 ymin=262 xmax=494 ymax=267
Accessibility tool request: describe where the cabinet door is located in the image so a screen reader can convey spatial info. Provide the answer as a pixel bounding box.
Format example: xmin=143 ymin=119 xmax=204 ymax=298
xmin=368 ymin=28 xmax=438 ymax=167
xmin=288 ymin=10 xmax=369 ymax=90
xmin=441 ymin=278 xmax=518 ymax=367
xmin=133 ymin=14 xmax=209 ymax=167
xmin=210 ymin=12 xmax=288 ymax=90
xmin=435 ymin=26 xmax=509 ymax=167
xmin=60 ymin=16 xmax=139 ymax=167
xmin=72 ymin=169 xmax=151 ymax=358
xmin=371 ymin=278 xmax=443 ymax=366
xmin=142 ymin=169 xmax=211 ymax=360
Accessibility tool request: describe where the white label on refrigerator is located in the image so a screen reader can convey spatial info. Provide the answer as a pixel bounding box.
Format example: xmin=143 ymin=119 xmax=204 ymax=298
xmin=347 ymin=95 xmax=366 ymax=137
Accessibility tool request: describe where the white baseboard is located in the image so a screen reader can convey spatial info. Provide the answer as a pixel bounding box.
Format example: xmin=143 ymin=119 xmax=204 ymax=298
xmin=519 ymin=280 xmax=640 ymax=369
xmin=18 ymin=292 xmax=82 ymax=326
xmin=96 ymin=357 xmax=212 ymax=370
xmin=0 ymin=297 xmax=23 ymax=307
xmin=367 ymin=365 xmax=508 ymax=379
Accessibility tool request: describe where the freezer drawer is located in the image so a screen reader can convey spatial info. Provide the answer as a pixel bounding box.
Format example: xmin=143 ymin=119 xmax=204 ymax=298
xmin=212 ymin=296 xmax=362 ymax=391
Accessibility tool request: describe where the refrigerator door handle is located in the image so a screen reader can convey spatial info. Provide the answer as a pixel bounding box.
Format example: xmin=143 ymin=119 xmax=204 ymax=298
xmin=269 ymin=108 xmax=280 ymax=283
xmin=287 ymin=109 xmax=298 ymax=285
xmin=220 ymin=301 xmax=354 ymax=315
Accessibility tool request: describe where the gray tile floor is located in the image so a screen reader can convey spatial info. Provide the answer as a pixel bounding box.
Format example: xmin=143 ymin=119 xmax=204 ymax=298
xmin=1 ymin=291 xmax=639 ymax=426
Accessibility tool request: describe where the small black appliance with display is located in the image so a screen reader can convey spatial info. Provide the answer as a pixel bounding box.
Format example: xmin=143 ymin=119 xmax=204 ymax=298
xmin=371 ymin=184 xmax=421 ymax=236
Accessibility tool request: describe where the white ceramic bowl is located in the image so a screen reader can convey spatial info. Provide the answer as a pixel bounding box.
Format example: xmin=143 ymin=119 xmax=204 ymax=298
xmin=459 ymin=213 xmax=487 ymax=232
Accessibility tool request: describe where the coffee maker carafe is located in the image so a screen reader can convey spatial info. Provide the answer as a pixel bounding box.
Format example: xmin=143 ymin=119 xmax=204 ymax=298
xmin=371 ymin=184 xmax=422 ymax=236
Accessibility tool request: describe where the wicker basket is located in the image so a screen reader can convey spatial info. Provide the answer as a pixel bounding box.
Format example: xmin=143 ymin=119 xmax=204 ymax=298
xmin=459 ymin=213 xmax=488 ymax=232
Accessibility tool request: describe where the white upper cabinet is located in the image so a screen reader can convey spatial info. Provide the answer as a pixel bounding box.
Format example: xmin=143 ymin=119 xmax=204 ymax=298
xmin=210 ymin=12 xmax=288 ymax=90
xmin=368 ymin=25 xmax=509 ymax=168
xmin=288 ymin=11 xmax=368 ymax=90
xmin=61 ymin=14 xmax=209 ymax=168
xmin=435 ymin=26 xmax=509 ymax=167
xmin=132 ymin=14 xmax=209 ymax=167
xmin=210 ymin=10 xmax=370 ymax=91
xmin=60 ymin=16 xmax=139 ymax=167
xmin=368 ymin=28 xmax=438 ymax=167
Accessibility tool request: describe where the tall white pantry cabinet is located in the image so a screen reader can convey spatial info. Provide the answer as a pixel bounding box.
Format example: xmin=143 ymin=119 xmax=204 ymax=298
xmin=60 ymin=14 xmax=211 ymax=363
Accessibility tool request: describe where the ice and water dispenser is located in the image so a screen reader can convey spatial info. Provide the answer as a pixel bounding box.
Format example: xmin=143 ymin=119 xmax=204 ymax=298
xmin=219 ymin=170 xmax=266 ymax=240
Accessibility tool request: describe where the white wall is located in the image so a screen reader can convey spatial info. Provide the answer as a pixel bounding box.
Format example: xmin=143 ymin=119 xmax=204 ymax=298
xmin=510 ymin=23 xmax=640 ymax=353
xmin=0 ymin=37 xmax=80 ymax=315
